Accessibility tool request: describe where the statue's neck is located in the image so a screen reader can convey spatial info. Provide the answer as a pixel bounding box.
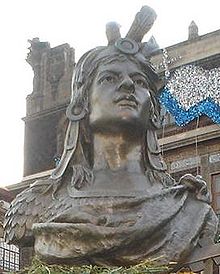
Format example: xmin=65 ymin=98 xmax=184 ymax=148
xmin=93 ymin=132 xmax=144 ymax=173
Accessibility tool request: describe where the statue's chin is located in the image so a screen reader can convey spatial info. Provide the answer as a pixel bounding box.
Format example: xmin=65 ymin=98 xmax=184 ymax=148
xmin=90 ymin=117 xmax=147 ymax=136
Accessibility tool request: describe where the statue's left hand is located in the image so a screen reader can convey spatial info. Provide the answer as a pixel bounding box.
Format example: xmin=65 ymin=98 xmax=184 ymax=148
xmin=178 ymin=174 xmax=211 ymax=203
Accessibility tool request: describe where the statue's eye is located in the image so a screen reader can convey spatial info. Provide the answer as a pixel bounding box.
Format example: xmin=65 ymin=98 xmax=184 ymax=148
xmin=133 ymin=78 xmax=149 ymax=88
xmin=99 ymin=75 xmax=116 ymax=84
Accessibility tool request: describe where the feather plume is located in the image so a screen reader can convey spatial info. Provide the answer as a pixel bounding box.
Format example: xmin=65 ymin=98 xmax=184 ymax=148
xmin=106 ymin=22 xmax=121 ymax=45
xmin=126 ymin=6 xmax=157 ymax=42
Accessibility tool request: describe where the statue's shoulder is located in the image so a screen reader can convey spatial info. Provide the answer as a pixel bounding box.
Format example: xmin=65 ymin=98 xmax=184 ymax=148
xmin=4 ymin=177 xmax=61 ymax=246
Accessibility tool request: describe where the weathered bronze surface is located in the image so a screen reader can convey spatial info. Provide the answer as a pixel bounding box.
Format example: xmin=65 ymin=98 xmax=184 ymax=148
xmin=4 ymin=6 xmax=219 ymax=270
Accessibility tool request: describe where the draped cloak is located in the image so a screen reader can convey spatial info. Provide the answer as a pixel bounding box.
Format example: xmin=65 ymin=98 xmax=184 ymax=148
xmin=32 ymin=181 xmax=218 ymax=267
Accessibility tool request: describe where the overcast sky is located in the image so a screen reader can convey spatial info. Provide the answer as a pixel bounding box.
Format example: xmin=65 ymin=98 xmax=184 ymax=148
xmin=0 ymin=0 xmax=219 ymax=187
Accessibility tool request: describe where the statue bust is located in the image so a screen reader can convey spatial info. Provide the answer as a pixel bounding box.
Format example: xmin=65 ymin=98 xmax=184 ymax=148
xmin=4 ymin=6 xmax=218 ymax=270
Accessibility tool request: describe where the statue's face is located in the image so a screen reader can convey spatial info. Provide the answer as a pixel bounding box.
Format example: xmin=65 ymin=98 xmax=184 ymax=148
xmin=89 ymin=58 xmax=152 ymax=133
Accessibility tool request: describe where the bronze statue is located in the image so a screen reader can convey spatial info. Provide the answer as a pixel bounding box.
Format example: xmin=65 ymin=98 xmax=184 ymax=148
xmin=4 ymin=6 xmax=218 ymax=270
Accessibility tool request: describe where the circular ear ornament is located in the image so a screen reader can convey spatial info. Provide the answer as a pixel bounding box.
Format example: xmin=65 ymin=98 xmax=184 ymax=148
xmin=66 ymin=101 xmax=88 ymax=121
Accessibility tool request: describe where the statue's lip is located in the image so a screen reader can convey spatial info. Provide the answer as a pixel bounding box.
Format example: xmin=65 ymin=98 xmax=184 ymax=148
xmin=117 ymin=100 xmax=138 ymax=109
xmin=113 ymin=95 xmax=138 ymax=108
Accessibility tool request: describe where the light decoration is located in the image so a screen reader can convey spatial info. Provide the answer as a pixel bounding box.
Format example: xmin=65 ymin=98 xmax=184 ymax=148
xmin=159 ymin=65 xmax=220 ymax=126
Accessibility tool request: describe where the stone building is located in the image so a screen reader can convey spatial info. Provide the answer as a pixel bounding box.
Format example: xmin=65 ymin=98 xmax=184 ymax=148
xmin=1 ymin=38 xmax=75 ymax=272
xmin=3 ymin=27 xmax=220 ymax=272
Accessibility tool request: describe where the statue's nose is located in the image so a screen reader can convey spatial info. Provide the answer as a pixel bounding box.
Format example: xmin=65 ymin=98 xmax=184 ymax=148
xmin=118 ymin=76 xmax=135 ymax=93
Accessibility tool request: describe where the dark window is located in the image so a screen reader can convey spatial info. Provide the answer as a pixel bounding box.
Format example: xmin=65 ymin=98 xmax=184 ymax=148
xmin=211 ymin=173 xmax=220 ymax=213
